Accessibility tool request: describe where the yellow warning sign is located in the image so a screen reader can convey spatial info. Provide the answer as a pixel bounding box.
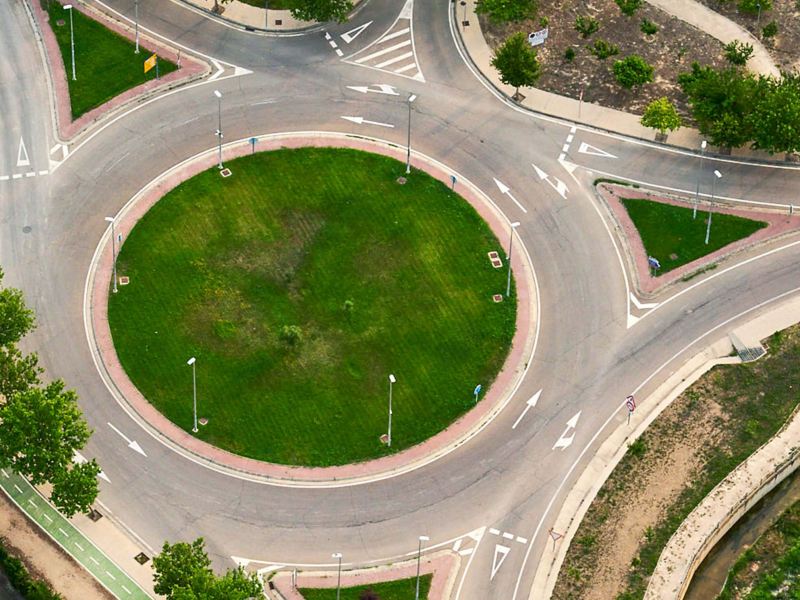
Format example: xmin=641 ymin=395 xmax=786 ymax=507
xmin=144 ymin=53 xmax=157 ymax=74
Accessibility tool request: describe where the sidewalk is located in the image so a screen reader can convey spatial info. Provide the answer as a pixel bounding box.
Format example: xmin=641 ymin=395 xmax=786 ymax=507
xmin=178 ymin=0 xmax=313 ymax=31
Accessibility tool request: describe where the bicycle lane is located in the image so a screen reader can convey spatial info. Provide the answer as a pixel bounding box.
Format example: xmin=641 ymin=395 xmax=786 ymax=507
xmin=0 ymin=469 xmax=150 ymax=600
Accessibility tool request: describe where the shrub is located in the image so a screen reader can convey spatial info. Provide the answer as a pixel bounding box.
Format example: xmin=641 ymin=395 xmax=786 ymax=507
xmin=640 ymin=18 xmax=658 ymax=35
xmin=614 ymin=55 xmax=654 ymax=88
xmin=475 ymin=0 xmax=538 ymax=23
xmin=589 ymin=39 xmax=619 ymax=60
xmin=280 ymin=325 xmax=302 ymax=345
xmin=616 ymin=0 xmax=643 ymax=16
xmin=539 ymin=16 xmax=549 ymax=27
xmin=762 ymin=21 xmax=778 ymax=38
xmin=738 ymin=0 xmax=771 ymax=13
xmin=575 ymin=15 xmax=599 ymax=38
xmin=564 ymin=47 xmax=576 ymax=61
xmin=723 ymin=40 xmax=754 ymax=66
xmin=641 ymin=97 xmax=682 ymax=134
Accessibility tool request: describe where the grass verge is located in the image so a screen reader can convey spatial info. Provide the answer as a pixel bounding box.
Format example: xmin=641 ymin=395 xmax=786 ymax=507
xmin=300 ymin=575 xmax=432 ymax=600
xmin=44 ymin=1 xmax=177 ymax=119
xmin=108 ymin=148 xmax=517 ymax=466
xmin=554 ymin=325 xmax=800 ymax=600
xmin=238 ymin=0 xmax=299 ymax=10
xmin=620 ymin=198 xmax=767 ymax=273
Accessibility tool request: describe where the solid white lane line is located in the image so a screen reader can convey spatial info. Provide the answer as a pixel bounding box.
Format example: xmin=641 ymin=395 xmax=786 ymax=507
xmin=356 ymin=40 xmax=411 ymax=63
xmin=375 ymin=51 xmax=413 ymax=69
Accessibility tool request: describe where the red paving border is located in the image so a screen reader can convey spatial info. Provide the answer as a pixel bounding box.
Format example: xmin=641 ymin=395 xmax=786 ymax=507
xmin=31 ymin=0 xmax=208 ymax=142
xmin=88 ymin=133 xmax=537 ymax=484
xmin=598 ymin=183 xmax=800 ymax=296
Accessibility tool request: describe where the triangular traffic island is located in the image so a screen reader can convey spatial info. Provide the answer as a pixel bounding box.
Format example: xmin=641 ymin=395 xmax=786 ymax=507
xmin=596 ymin=182 xmax=800 ymax=295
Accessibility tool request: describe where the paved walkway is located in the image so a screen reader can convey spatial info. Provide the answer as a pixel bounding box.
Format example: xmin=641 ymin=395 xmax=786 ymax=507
xmin=179 ymin=0 xmax=313 ymax=31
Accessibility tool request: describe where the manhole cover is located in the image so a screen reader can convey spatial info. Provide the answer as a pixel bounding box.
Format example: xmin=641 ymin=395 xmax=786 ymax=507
xmin=134 ymin=552 xmax=150 ymax=565
xmin=493 ymin=294 xmax=503 ymax=303
xmin=379 ymin=433 xmax=389 ymax=444
xmin=199 ymin=417 xmax=209 ymax=426
xmin=22 ymin=226 xmax=32 ymax=234
xmin=396 ymin=177 xmax=407 ymax=185
xmin=220 ymin=168 xmax=232 ymax=178
xmin=119 ymin=276 xmax=130 ymax=285
xmin=56 ymin=19 xmax=66 ymax=26
xmin=669 ymin=253 xmax=678 ymax=260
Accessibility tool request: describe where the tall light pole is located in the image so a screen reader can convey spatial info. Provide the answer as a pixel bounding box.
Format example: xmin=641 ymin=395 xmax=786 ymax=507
xmin=331 ymin=553 xmax=342 ymax=600
xmin=405 ymin=94 xmax=417 ymax=174
xmin=187 ymin=357 xmax=198 ymax=433
xmin=387 ymin=374 xmax=396 ymax=447
xmin=214 ymin=90 xmax=224 ymax=170
xmin=693 ymin=140 xmax=707 ymax=219
xmin=64 ymin=4 xmax=76 ymax=81
xmin=134 ymin=0 xmax=140 ymax=53
xmin=705 ymin=170 xmax=722 ymax=245
xmin=264 ymin=0 xmax=269 ymax=29
xmin=506 ymin=221 xmax=520 ymax=298
xmin=104 ymin=217 xmax=118 ymax=293
xmin=415 ymin=535 xmax=429 ymax=600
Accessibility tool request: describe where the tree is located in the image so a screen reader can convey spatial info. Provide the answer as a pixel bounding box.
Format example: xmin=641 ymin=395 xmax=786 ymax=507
xmin=613 ymin=55 xmax=654 ymax=89
xmin=491 ymin=32 xmax=541 ymax=100
xmin=641 ymin=97 xmax=682 ymax=135
xmin=291 ymin=0 xmax=354 ymax=23
xmin=723 ymin=40 xmax=754 ymax=66
xmin=211 ymin=567 xmax=262 ymax=599
xmin=0 ymin=268 xmax=35 ymax=348
xmin=738 ymin=0 xmax=771 ymax=14
xmin=0 ymin=381 xmax=91 ymax=485
xmin=476 ymin=0 xmax=537 ymax=24
xmin=616 ymin=0 xmax=642 ymax=16
xmin=0 ymin=344 xmax=42 ymax=401
xmin=50 ymin=460 xmax=101 ymax=517
xmin=748 ymin=74 xmax=800 ymax=154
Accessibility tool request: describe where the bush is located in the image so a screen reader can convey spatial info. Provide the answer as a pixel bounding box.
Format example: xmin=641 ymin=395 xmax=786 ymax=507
xmin=564 ymin=47 xmax=576 ymax=61
xmin=0 ymin=540 xmax=62 ymax=599
xmin=762 ymin=21 xmax=778 ymax=38
xmin=280 ymin=325 xmax=302 ymax=345
xmin=475 ymin=0 xmax=538 ymax=23
xmin=614 ymin=55 xmax=654 ymax=88
xmin=640 ymin=19 xmax=658 ymax=35
xmin=616 ymin=0 xmax=642 ymax=16
xmin=539 ymin=16 xmax=549 ymax=27
xmin=575 ymin=15 xmax=599 ymax=38
xmin=641 ymin=97 xmax=682 ymax=134
xmin=738 ymin=0 xmax=771 ymax=13
xmin=589 ymin=39 xmax=619 ymax=60
xmin=723 ymin=40 xmax=754 ymax=66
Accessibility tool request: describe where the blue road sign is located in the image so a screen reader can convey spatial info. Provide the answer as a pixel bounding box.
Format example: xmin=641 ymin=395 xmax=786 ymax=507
xmin=648 ymin=256 xmax=661 ymax=270
xmin=474 ymin=384 xmax=482 ymax=395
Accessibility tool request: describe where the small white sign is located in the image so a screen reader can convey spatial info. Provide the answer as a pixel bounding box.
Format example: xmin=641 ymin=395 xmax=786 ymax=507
xmin=528 ymin=28 xmax=549 ymax=47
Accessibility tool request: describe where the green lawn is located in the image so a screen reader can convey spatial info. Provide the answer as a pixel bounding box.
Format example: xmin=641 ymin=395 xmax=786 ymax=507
xmin=300 ymin=575 xmax=431 ymax=600
xmin=619 ymin=198 xmax=767 ymax=273
xmin=45 ymin=2 xmax=177 ymax=119
xmin=238 ymin=0 xmax=299 ymax=10
xmin=108 ymin=148 xmax=516 ymax=466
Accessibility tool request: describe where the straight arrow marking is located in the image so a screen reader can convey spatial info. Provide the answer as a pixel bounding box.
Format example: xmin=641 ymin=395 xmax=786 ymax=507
xmin=107 ymin=423 xmax=147 ymax=457
xmin=345 ymin=84 xmax=399 ymax=96
xmin=341 ymin=116 xmax=394 ymax=128
xmin=493 ymin=178 xmax=528 ymax=214
xmin=531 ymin=163 xmax=569 ymax=199
xmin=17 ymin=138 xmax=30 ymax=167
xmin=490 ymin=544 xmax=510 ymax=580
xmin=512 ymin=389 xmax=542 ymax=430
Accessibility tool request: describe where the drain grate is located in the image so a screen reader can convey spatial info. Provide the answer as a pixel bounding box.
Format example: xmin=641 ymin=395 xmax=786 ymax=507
xmin=134 ymin=552 xmax=150 ymax=565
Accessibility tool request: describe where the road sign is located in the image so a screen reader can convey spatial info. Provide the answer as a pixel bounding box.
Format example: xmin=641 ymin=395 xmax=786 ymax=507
xmin=528 ymin=28 xmax=549 ymax=47
xmin=144 ymin=53 xmax=157 ymax=74
xmin=626 ymin=395 xmax=636 ymax=412
xmin=450 ymin=174 xmax=457 ymax=190
xmin=474 ymin=384 xmax=482 ymax=396
xmin=648 ymin=256 xmax=661 ymax=270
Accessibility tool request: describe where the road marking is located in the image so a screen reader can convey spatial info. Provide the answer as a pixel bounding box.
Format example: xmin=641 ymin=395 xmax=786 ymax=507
xmin=0 ymin=469 xmax=8 ymax=478
xmin=578 ymin=141 xmax=618 ymax=159
xmin=58 ymin=527 xmax=69 ymax=538
xmin=458 ymin=548 xmax=474 ymax=556
xmin=107 ymin=422 xmax=147 ymax=457
xmin=493 ymin=178 xmax=528 ymax=214
xmin=335 ymin=49 xmax=344 ymax=57
xmin=341 ymin=116 xmax=394 ymax=128
xmin=378 ymin=27 xmax=410 ymax=43
xmin=490 ymin=544 xmax=510 ymax=580
xmin=27 ymin=499 xmax=36 ymax=508
xmin=38 ymin=170 xmax=48 ymax=176
xmin=355 ymin=40 xmax=411 ymax=64
xmin=341 ymin=21 xmax=373 ymax=44
xmin=89 ymin=556 xmax=100 ymax=565
xmin=566 ymin=134 xmax=574 ymax=143
xmin=74 ymin=542 xmax=85 ymax=552
xmin=394 ymin=63 xmax=417 ymax=74
xmin=630 ymin=293 xmax=658 ymax=310
xmin=512 ymin=389 xmax=542 ymax=429
xmin=489 ymin=528 xmax=500 ymax=535
xmin=17 ymin=137 xmax=30 ymax=167
xmin=42 ymin=514 xmax=52 ymax=523
xmin=122 ymin=585 xmax=132 ymax=595
xmin=531 ymin=163 xmax=569 ymax=199
xmin=13 ymin=484 xmax=22 ymax=494
xmin=375 ymin=51 xmax=413 ymax=69
xmin=98 ymin=470 xmax=111 ymax=483
xmin=106 ymin=570 xmax=117 ymax=580
xmin=12 ymin=174 xmax=22 ymax=179
xmin=553 ymin=411 xmax=581 ymax=450
xmin=453 ymin=539 xmax=463 ymax=552
xmin=502 ymin=532 xmax=514 ymax=540
xmin=516 ymin=536 xmax=528 ymax=544
xmin=346 ymin=84 xmax=399 ymax=96
xmin=0 ymin=176 xmax=8 ymax=181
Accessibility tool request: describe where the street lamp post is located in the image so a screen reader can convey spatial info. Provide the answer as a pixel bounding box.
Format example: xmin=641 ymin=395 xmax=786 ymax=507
xmin=387 ymin=374 xmax=396 ymax=447
xmin=332 ymin=553 xmax=343 ymax=600
xmin=705 ymin=170 xmax=722 ymax=245
xmin=405 ymin=94 xmax=417 ymax=174
xmin=264 ymin=0 xmax=269 ymax=29
xmin=134 ymin=0 xmax=140 ymax=54
xmin=415 ymin=535 xmax=430 ymax=600
xmin=214 ymin=90 xmax=224 ymax=170
xmin=64 ymin=4 xmax=76 ymax=81
xmin=506 ymin=221 xmax=520 ymax=298
xmin=187 ymin=357 xmax=198 ymax=432
xmin=104 ymin=217 xmax=118 ymax=293
xmin=693 ymin=140 xmax=707 ymax=219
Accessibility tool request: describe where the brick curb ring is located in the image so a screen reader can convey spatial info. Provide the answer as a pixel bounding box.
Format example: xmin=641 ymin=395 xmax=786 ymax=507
xmin=84 ymin=132 xmax=539 ymax=486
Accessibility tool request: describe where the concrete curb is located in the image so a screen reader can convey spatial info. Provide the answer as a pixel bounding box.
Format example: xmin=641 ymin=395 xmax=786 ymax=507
xmin=83 ymin=132 xmax=540 ymax=487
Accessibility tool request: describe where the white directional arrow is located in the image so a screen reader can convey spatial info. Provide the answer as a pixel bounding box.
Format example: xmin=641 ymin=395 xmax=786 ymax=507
xmin=578 ymin=142 xmax=618 ymax=159
xmin=107 ymin=422 xmax=147 ymax=457
xmin=341 ymin=21 xmax=373 ymax=44
xmin=17 ymin=137 xmax=30 ymax=167
xmin=552 ymin=411 xmax=581 ymax=450
xmin=346 ymin=84 xmax=399 ymax=96
xmin=531 ymin=163 xmax=569 ymax=199
xmin=341 ymin=116 xmax=394 ymax=128
xmin=73 ymin=451 xmax=111 ymax=483
xmin=490 ymin=544 xmax=510 ymax=580
xmin=512 ymin=389 xmax=542 ymax=430
xmin=493 ymin=178 xmax=528 ymax=214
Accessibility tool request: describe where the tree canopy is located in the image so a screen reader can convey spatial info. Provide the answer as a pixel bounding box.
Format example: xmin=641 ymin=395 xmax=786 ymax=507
xmin=491 ymin=32 xmax=542 ymax=99
xmin=290 ymin=0 xmax=353 ymax=23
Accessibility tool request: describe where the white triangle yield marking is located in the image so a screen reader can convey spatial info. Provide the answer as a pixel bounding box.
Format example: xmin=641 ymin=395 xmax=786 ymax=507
xmin=17 ymin=138 xmax=30 ymax=167
xmin=630 ymin=293 xmax=658 ymax=310
xmin=490 ymin=544 xmax=510 ymax=580
xmin=627 ymin=313 xmax=640 ymax=328
xmin=467 ymin=526 xmax=485 ymax=542
xmin=578 ymin=142 xmax=617 ymax=159
xmin=233 ymin=66 xmax=253 ymax=77
xmin=341 ymin=21 xmax=372 ymax=44
xmin=399 ymin=0 xmax=413 ymax=19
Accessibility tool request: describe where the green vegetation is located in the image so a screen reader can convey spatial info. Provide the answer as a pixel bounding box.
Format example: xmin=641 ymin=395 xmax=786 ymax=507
xmin=640 ymin=97 xmax=682 ymax=136
xmin=620 ymin=197 xmax=766 ymax=272
xmin=639 ymin=19 xmax=658 ymax=35
xmin=491 ymin=32 xmax=542 ymax=99
xmin=723 ymin=40 xmax=754 ymax=66
xmin=108 ymin=148 xmax=516 ymax=466
xmin=238 ymin=0 xmax=299 ymax=9
xmin=615 ymin=0 xmax=642 ymax=16
xmin=0 ymin=538 xmax=62 ymax=600
xmin=589 ymin=39 xmax=619 ymax=60
xmin=575 ymin=15 xmax=599 ymax=38
xmin=288 ymin=0 xmax=353 ymax=22
xmin=476 ymin=0 xmax=537 ymax=24
xmin=45 ymin=2 xmax=177 ymax=119
xmin=613 ymin=55 xmax=653 ymax=88
xmin=556 ymin=325 xmax=800 ymax=600
xmin=300 ymin=575 xmax=432 ymax=600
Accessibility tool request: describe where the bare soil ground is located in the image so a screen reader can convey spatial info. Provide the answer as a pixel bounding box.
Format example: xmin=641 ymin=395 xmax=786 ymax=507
xmin=0 ymin=493 xmax=112 ymax=600
xmin=695 ymin=0 xmax=800 ymax=71
xmin=480 ymin=1 xmax=728 ymax=117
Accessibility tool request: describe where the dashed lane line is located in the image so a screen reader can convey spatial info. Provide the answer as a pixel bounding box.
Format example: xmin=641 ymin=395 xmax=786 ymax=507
xmin=0 ymin=169 xmax=49 ymax=182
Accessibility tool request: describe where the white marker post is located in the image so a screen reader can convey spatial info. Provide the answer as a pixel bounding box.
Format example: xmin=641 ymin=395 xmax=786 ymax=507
xmin=134 ymin=0 xmax=140 ymax=53
xmin=705 ymin=170 xmax=722 ymax=245
xmin=64 ymin=5 xmax=76 ymax=81
xmin=187 ymin=357 xmax=198 ymax=432
xmin=693 ymin=140 xmax=707 ymax=219
xmin=406 ymin=93 xmax=417 ymax=174
xmin=415 ymin=535 xmax=429 ymax=600
xmin=332 ymin=553 xmax=343 ymax=600
xmin=104 ymin=217 xmax=118 ymax=293
xmin=214 ymin=90 xmax=223 ymax=170
xmin=387 ymin=374 xmax=396 ymax=447
xmin=474 ymin=384 xmax=482 ymax=403
xmin=506 ymin=221 xmax=520 ymax=298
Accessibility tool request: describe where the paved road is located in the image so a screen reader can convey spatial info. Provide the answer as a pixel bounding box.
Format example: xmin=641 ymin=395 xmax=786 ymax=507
xmin=2 ymin=0 xmax=800 ymax=598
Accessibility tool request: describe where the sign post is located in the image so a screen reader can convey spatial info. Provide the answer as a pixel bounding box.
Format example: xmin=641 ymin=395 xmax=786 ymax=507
xmin=528 ymin=28 xmax=549 ymax=47
xmin=625 ymin=394 xmax=636 ymax=425
xmin=474 ymin=384 xmax=482 ymax=403
xmin=450 ymin=174 xmax=457 ymax=190
xmin=144 ymin=53 xmax=157 ymax=75
xmin=249 ymin=137 xmax=258 ymax=154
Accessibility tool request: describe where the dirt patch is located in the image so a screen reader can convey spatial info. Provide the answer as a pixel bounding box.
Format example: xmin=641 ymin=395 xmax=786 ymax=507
xmin=695 ymin=0 xmax=800 ymax=71
xmin=480 ymin=1 xmax=728 ymax=117
xmin=0 ymin=492 xmax=112 ymax=600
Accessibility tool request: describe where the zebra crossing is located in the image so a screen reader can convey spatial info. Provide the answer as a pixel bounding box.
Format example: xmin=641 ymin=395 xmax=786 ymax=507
xmin=343 ymin=0 xmax=424 ymax=82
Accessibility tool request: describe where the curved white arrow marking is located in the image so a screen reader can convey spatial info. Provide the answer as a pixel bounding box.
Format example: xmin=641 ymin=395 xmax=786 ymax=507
xmin=552 ymin=411 xmax=581 ymax=450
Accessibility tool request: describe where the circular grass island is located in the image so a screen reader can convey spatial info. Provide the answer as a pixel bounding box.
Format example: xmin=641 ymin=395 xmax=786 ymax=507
xmin=108 ymin=148 xmax=517 ymax=466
